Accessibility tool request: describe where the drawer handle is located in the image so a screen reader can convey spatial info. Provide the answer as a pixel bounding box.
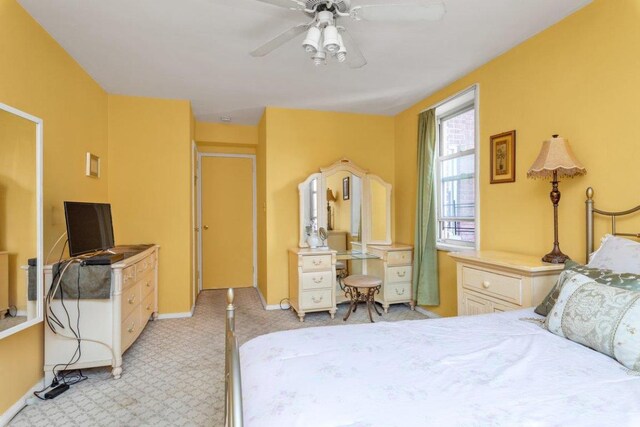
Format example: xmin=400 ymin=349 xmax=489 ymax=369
xmin=482 ymin=281 xmax=491 ymax=289
xmin=128 ymin=295 xmax=136 ymax=304
xmin=146 ymin=281 xmax=151 ymax=288
xmin=311 ymin=295 xmax=324 ymax=303
xmin=146 ymin=304 xmax=152 ymax=311
xmin=127 ymin=323 xmax=135 ymax=333
xmin=396 ymin=271 xmax=406 ymax=278
xmin=313 ymin=276 xmax=324 ymax=284
xmin=395 ymin=288 xmax=405 ymax=296
xmin=312 ymin=259 xmax=322 ymax=266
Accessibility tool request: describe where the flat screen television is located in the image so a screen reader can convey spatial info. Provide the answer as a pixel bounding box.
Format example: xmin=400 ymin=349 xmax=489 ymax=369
xmin=64 ymin=202 xmax=115 ymax=257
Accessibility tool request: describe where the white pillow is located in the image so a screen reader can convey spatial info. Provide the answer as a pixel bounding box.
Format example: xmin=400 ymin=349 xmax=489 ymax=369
xmin=587 ymin=234 xmax=640 ymax=274
xmin=545 ymin=271 xmax=640 ymax=371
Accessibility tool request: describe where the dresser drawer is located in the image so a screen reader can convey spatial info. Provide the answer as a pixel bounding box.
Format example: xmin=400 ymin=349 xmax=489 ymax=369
xmin=387 ymin=266 xmax=412 ymax=284
xmin=121 ymin=282 xmax=141 ymax=320
xmin=135 ymin=254 xmax=155 ymax=276
xmin=301 ymin=271 xmax=332 ymax=290
xmin=122 ymin=265 xmax=136 ymax=289
xmin=300 ymin=289 xmax=332 ymax=310
xmin=121 ymin=305 xmax=142 ymax=352
xmin=140 ymin=291 xmax=155 ymax=323
xmin=301 ymin=255 xmax=332 ymax=272
xmin=388 ymin=251 xmax=412 ymax=266
xmin=138 ymin=270 xmax=155 ymax=298
xmin=462 ymin=266 xmax=523 ymax=305
xmin=385 ymin=282 xmax=411 ymax=302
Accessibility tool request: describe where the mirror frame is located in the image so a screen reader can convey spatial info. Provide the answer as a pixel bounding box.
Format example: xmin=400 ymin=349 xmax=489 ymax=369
xmin=298 ymin=158 xmax=392 ymax=248
xmin=0 ymin=102 xmax=44 ymax=340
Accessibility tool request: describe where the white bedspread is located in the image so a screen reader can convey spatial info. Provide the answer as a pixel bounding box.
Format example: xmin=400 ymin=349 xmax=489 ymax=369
xmin=240 ymin=309 xmax=640 ymax=426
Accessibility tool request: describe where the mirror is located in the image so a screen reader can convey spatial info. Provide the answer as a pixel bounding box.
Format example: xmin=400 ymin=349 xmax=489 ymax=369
xmin=325 ymin=171 xmax=362 ymax=251
xmin=298 ymin=158 xmax=392 ymax=249
xmin=0 ymin=103 xmax=43 ymax=340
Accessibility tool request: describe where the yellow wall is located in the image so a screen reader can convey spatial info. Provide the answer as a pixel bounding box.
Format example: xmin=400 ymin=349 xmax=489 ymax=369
xmin=107 ymin=95 xmax=192 ymax=314
xmin=395 ymin=0 xmax=640 ymax=317
xmin=0 ymin=0 xmax=109 ymax=413
xmin=257 ymin=114 xmax=268 ymax=301
xmin=195 ymin=122 xmax=259 ymax=146
xmin=263 ymin=107 xmax=395 ymax=305
xmin=0 ymin=110 xmax=36 ymax=310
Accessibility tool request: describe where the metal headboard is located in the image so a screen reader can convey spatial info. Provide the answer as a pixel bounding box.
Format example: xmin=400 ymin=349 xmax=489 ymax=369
xmin=585 ymin=187 xmax=640 ymax=262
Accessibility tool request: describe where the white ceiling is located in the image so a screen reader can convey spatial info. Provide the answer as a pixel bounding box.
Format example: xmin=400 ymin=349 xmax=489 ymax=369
xmin=18 ymin=0 xmax=591 ymax=125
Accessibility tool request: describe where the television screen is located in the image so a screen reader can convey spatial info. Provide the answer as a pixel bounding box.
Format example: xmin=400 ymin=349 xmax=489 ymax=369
xmin=64 ymin=202 xmax=115 ymax=257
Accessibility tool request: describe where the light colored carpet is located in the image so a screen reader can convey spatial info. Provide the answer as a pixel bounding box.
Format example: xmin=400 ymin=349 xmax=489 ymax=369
xmin=9 ymin=288 xmax=427 ymax=426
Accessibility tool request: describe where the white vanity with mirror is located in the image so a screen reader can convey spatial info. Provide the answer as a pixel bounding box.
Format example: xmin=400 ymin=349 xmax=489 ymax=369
xmin=289 ymin=158 xmax=414 ymax=321
xmin=0 ymin=102 xmax=44 ymax=340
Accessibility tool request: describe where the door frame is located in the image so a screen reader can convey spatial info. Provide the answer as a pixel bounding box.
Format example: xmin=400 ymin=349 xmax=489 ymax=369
xmin=197 ymin=152 xmax=257 ymax=291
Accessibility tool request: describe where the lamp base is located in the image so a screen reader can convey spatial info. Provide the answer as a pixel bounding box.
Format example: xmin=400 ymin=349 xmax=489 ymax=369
xmin=541 ymin=247 xmax=570 ymax=264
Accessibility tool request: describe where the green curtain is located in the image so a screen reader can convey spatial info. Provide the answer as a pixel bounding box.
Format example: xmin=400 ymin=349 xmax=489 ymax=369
xmin=412 ymin=109 xmax=440 ymax=306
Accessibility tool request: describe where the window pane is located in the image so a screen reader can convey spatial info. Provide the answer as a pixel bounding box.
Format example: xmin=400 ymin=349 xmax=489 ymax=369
xmin=440 ymin=220 xmax=475 ymax=243
xmin=441 ymin=176 xmax=475 ymax=218
xmin=441 ymin=108 xmax=475 ymax=155
xmin=441 ymin=154 xmax=474 ymax=179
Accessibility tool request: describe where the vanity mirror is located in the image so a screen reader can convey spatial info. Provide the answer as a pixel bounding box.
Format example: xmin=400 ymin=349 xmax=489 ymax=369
xmin=298 ymin=158 xmax=392 ymax=249
xmin=0 ymin=102 xmax=43 ymax=339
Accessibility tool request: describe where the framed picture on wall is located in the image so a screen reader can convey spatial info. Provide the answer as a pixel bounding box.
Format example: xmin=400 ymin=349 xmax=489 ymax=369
xmin=85 ymin=152 xmax=100 ymax=178
xmin=490 ymin=130 xmax=516 ymax=184
xmin=342 ymin=176 xmax=350 ymax=200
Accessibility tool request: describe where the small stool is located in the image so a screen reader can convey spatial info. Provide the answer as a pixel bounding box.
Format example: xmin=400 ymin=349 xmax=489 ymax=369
xmin=342 ymin=275 xmax=382 ymax=323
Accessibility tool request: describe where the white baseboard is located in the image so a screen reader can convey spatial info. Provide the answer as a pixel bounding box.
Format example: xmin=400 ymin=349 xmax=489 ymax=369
xmin=1 ymin=379 xmax=44 ymax=427
xmin=255 ymin=287 xmax=288 ymax=311
xmin=156 ymin=311 xmax=193 ymax=320
xmin=415 ymin=306 xmax=442 ymax=318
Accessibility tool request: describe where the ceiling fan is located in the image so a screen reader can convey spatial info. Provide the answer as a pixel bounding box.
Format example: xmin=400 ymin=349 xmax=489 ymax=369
xmin=250 ymin=0 xmax=446 ymax=68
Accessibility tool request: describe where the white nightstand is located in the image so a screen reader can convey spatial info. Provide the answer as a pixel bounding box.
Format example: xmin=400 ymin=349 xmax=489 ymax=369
xmin=449 ymin=251 xmax=564 ymax=316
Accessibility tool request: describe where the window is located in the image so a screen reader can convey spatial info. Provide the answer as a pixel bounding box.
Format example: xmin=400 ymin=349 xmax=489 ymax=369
xmin=436 ymin=90 xmax=477 ymax=249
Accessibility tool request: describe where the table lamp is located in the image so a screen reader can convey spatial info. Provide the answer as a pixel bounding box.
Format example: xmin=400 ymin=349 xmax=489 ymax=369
xmin=527 ymin=135 xmax=586 ymax=263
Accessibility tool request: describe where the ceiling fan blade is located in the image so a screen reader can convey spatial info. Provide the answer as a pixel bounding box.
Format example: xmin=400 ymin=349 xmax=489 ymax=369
xmin=250 ymin=23 xmax=312 ymax=57
xmin=351 ymin=2 xmax=446 ymax=22
xmin=252 ymin=0 xmax=307 ymax=11
xmin=339 ymin=29 xmax=367 ymax=69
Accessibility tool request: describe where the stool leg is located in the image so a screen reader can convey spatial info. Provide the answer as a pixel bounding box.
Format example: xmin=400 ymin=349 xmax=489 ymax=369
xmin=343 ymin=300 xmax=356 ymax=321
xmin=366 ymin=289 xmax=375 ymax=323
xmin=353 ymin=288 xmax=360 ymax=313
xmin=372 ymin=299 xmax=382 ymax=316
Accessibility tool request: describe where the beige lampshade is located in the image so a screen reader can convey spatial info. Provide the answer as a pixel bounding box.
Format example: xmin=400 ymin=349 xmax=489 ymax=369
xmin=527 ymin=135 xmax=586 ymax=179
xmin=327 ymin=188 xmax=337 ymax=202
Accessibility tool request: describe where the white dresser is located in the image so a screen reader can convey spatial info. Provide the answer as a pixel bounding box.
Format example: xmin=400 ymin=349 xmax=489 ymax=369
xmin=288 ymin=248 xmax=337 ymax=322
xmin=449 ymin=251 xmax=563 ymax=316
xmin=366 ymin=244 xmax=415 ymax=313
xmin=44 ymin=245 xmax=159 ymax=382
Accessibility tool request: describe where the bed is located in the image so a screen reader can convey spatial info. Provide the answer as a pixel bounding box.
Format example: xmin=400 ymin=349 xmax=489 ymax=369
xmin=225 ymin=187 xmax=640 ymax=426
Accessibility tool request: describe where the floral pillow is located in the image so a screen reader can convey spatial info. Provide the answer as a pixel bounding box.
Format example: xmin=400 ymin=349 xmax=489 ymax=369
xmin=545 ymin=272 xmax=640 ymax=371
xmin=534 ymin=260 xmax=640 ymax=316
xmin=588 ymin=234 xmax=640 ymax=274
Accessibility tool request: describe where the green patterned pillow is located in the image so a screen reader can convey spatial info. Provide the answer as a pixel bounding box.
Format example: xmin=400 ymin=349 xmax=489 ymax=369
xmin=534 ymin=260 xmax=640 ymax=316
xmin=545 ymin=272 xmax=640 ymax=371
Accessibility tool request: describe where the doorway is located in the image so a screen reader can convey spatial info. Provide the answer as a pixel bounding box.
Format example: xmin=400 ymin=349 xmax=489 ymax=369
xmin=198 ymin=153 xmax=256 ymax=290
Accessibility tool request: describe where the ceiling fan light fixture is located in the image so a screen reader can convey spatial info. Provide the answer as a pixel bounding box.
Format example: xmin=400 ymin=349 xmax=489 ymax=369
xmin=312 ymin=49 xmax=326 ymax=66
xmin=323 ymin=25 xmax=340 ymax=53
xmin=335 ymin=33 xmax=347 ymax=62
xmin=302 ymin=26 xmax=321 ymax=53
